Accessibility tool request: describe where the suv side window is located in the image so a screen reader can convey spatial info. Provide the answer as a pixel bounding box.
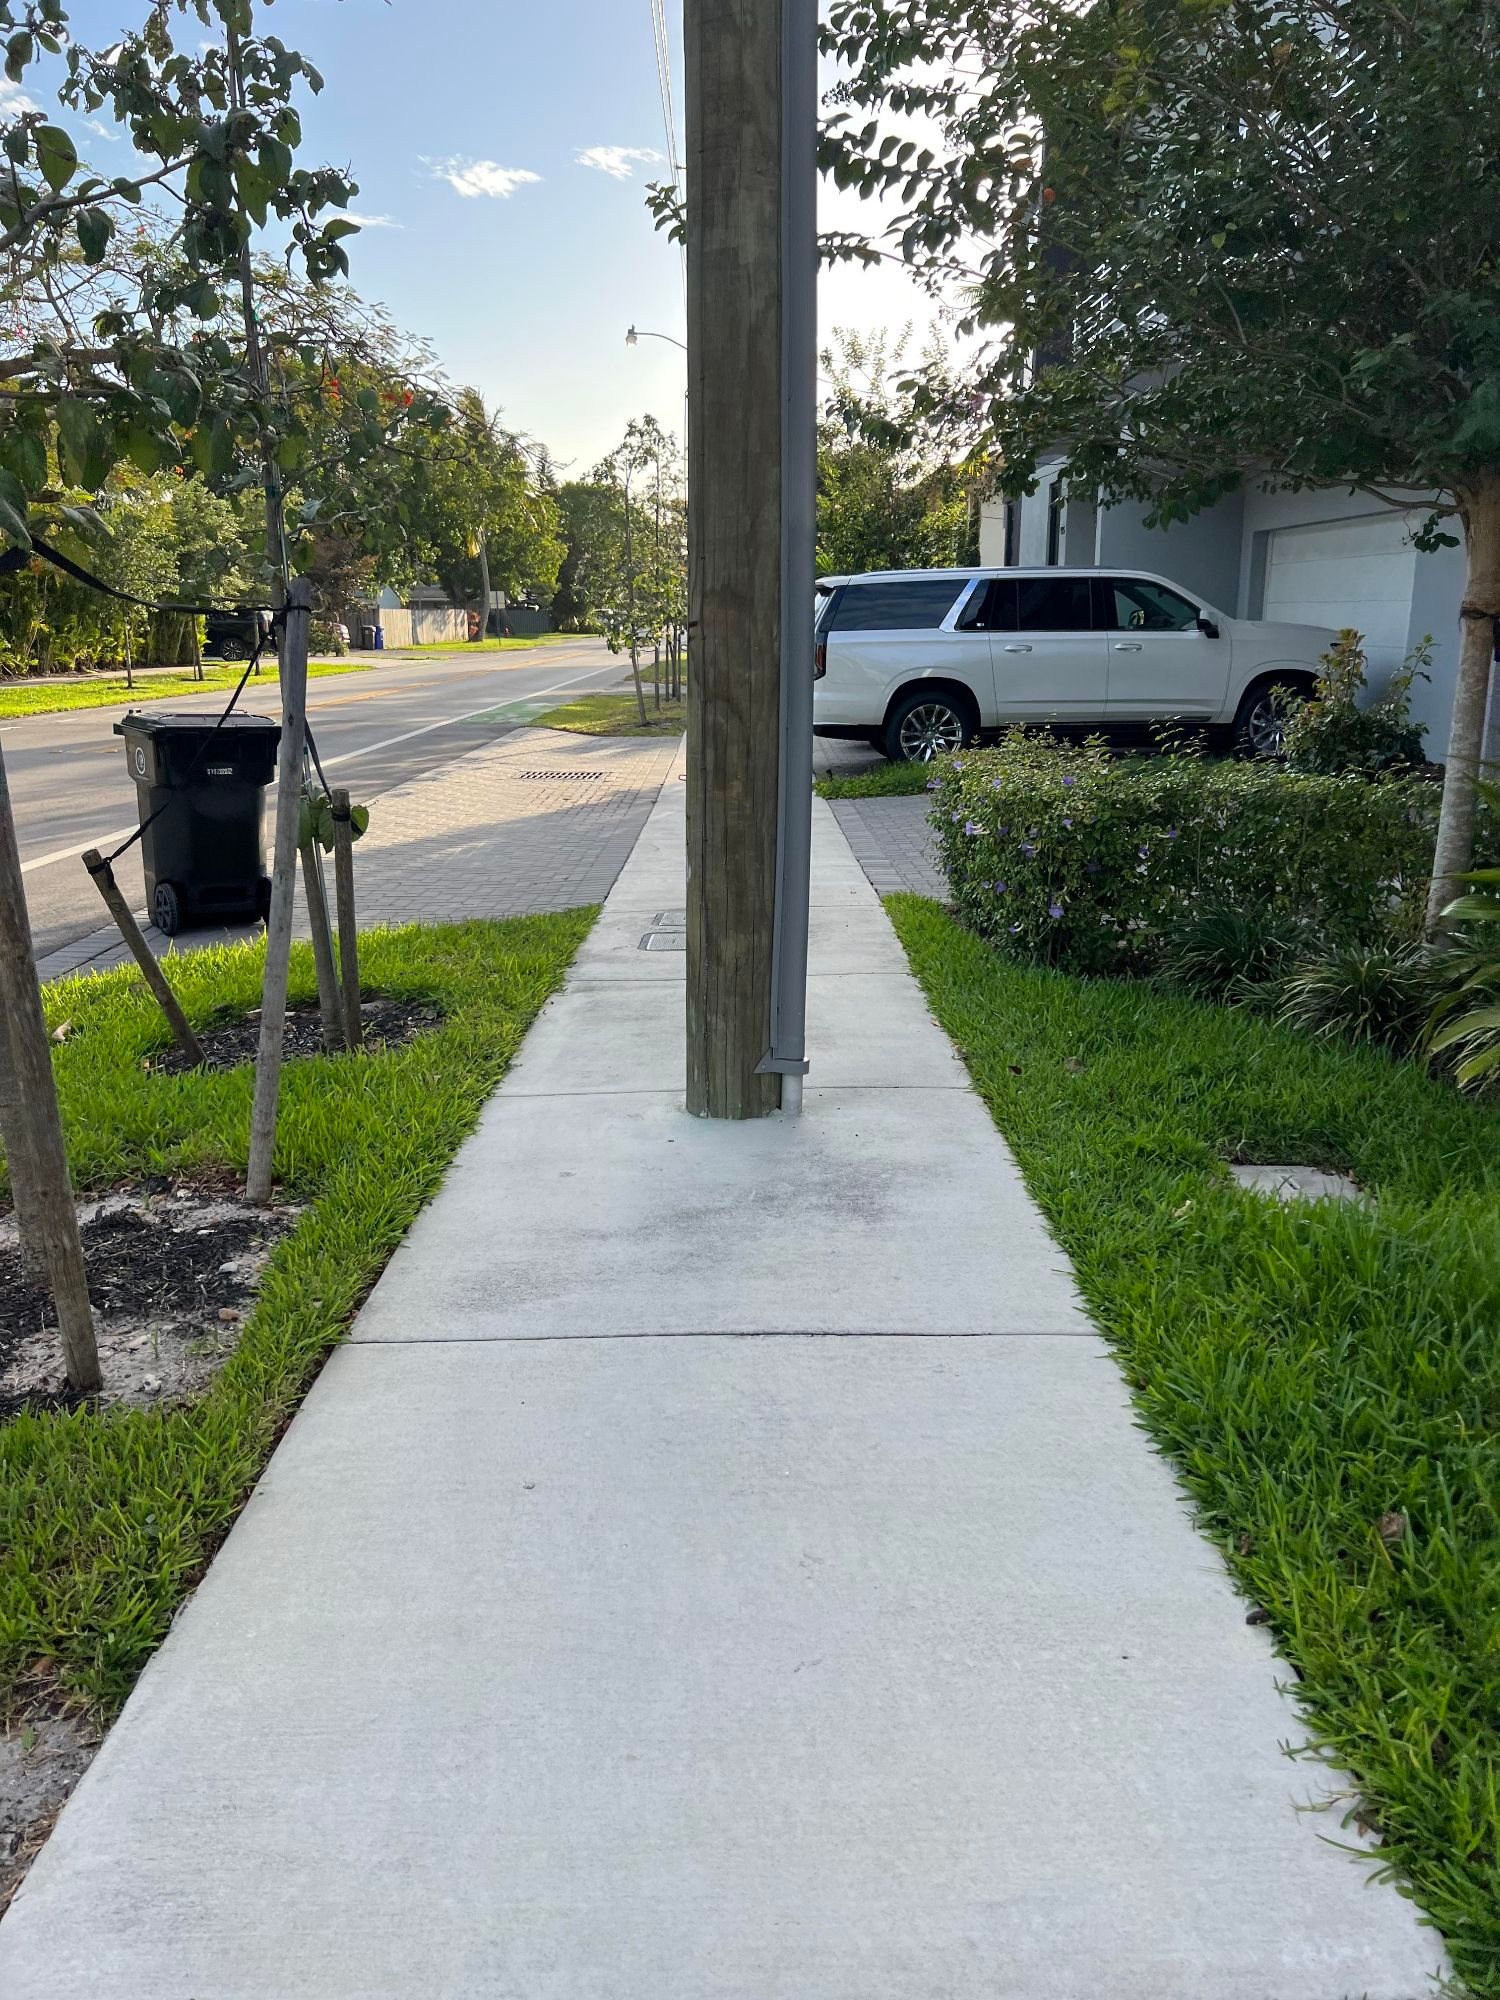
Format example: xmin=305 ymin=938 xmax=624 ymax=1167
xmin=1096 ymin=577 xmax=1200 ymax=632
xmin=826 ymin=579 xmax=968 ymax=632
xmin=1015 ymin=576 xmax=1093 ymax=632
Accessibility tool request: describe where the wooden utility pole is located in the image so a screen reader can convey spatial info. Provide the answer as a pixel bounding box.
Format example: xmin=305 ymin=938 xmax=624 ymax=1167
xmin=0 ymin=746 xmax=101 ymax=1392
xmin=246 ymin=577 xmax=313 ymax=1204
xmin=685 ymin=0 xmax=816 ymax=1118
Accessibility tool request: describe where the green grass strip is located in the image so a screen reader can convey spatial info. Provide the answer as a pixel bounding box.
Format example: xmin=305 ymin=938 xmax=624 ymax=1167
xmin=887 ymin=892 xmax=1500 ymax=1995
xmin=0 ymin=655 xmax=371 ymax=720
xmin=814 ymin=760 xmax=931 ymax=798
xmin=0 ymin=913 xmax=593 ymax=1716
xmin=534 ymin=689 xmax=686 ymax=737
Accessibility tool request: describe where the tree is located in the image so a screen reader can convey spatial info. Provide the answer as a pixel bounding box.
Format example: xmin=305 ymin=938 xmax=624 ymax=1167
xmin=418 ymin=389 xmax=563 ymax=632
xmin=593 ymin=417 xmax=686 ymax=722
xmin=818 ymin=329 xmax=977 ymax=576
xmin=823 ymin=0 xmax=1500 ymax=923
xmin=553 ymin=479 xmax=625 ymax=631
xmin=0 ymin=0 xmax=361 ymax=550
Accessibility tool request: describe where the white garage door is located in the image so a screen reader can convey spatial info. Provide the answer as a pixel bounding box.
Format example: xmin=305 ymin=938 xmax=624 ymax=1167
xmin=1263 ymin=514 xmax=1417 ymax=666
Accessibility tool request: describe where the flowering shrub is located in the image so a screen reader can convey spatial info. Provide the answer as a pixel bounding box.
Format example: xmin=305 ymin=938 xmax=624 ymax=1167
xmin=929 ymin=732 xmax=1442 ymax=976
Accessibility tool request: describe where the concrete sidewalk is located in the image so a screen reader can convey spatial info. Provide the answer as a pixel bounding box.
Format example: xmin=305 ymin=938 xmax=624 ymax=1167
xmin=0 ymin=754 xmax=1445 ymax=1997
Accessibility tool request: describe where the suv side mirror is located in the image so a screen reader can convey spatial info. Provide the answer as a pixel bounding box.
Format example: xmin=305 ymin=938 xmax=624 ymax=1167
xmin=1197 ymin=616 xmax=1220 ymax=639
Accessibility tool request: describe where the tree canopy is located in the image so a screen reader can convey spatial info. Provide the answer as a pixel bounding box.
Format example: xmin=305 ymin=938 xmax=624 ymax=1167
xmin=822 ymin=0 xmax=1500 ymax=915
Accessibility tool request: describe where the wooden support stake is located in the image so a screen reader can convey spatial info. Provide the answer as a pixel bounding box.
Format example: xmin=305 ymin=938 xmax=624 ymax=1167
xmin=299 ymin=829 xmax=346 ymax=1054
xmin=330 ymin=788 xmax=363 ymax=1050
xmin=246 ymin=577 xmax=313 ymax=1205
xmin=0 ymin=975 xmax=47 ymax=1274
xmin=0 ymin=745 xmax=101 ymax=1392
xmin=82 ymin=850 xmax=206 ymax=1067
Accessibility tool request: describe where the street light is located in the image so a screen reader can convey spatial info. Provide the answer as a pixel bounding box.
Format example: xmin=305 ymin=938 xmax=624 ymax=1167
xmin=626 ymin=324 xmax=687 ymax=352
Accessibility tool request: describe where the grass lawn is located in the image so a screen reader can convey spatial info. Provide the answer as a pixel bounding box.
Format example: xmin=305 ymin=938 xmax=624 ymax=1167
xmin=0 ymin=912 xmax=592 ymax=1720
xmin=815 ymin=758 xmax=931 ymax=798
xmin=535 ymin=688 xmax=686 ymax=737
xmin=392 ymin=633 xmax=575 ymax=656
xmin=887 ymin=893 xmax=1500 ymax=1994
xmin=0 ymin=655 xmax=370 ymax=721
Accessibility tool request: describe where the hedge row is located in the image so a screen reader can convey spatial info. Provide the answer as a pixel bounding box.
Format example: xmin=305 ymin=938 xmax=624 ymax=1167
xmin=928 ymin=734 xmax=1441 ymax=976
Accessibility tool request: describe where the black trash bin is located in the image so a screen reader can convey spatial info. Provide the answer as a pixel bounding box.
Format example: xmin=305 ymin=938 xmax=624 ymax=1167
xmin=114 ymin=712 xmax=282 ymax=936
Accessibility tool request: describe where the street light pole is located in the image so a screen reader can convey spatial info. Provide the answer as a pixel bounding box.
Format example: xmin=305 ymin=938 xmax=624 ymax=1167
xmin=684 ymin=0 xmax=817 ymax=1119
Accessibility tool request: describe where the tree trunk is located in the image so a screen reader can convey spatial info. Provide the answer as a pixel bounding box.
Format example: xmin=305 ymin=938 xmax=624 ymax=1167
xmin=299 ymin=829 xmax=346 ymax=1053
xmin=476 ymin=531 xmax=492 ymax=643
xmin=246 ymin=579 xmax=313 ymax=1204
xmin=1427 ymin=476 xmax=1500 ymax=931
xmin=624 ymin=487 xmax=648 ymax=726
xmin=0 ymin=746 xmax=100 ymax=1390
xmin=0 ymin=975 xmax=48 ymax=1274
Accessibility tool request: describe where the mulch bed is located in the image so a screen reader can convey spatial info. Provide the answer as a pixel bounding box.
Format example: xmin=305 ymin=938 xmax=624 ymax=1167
xmin=146 ymin=996 xmax=442 ymax=1075
xmin=0 ymin=1190 xmax=293 ymax=1423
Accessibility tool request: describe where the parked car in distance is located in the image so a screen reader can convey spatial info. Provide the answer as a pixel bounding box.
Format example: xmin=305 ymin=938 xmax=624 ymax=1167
xmin=204 ymin=608 xmax=273 ymax=663
xmin=813 ymin=567 xmax=1339 ymax=762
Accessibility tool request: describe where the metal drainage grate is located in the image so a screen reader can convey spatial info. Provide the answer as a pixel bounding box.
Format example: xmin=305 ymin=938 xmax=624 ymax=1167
xmin=639 ymin=931 xmax=686 ymax=952
xmin=652 ymin=910 xmax=687 ymax=928
xmin=514 ymin=769 xmax=607 ymax=782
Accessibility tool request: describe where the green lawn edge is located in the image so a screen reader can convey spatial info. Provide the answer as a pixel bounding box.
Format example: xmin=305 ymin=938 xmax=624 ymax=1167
xmin=534 ymin=688 xmax=686 ymax=738
xmin=0 ymin=654 xmax=371 ymax=721
xmin=0 ymin=911 xmax=594 ymax=1718
xmin=815 ymin=761 xmax=930 ymax=798
xmin=885 ymin=892 xmax=1500 ymax=1995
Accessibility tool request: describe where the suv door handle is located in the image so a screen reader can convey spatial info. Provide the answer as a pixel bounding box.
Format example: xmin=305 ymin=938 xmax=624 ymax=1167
xmin=1112 ymin=641 xmax=1144 ymax=652
xmin=1002 ymin=643 xmax=1033 ymax=653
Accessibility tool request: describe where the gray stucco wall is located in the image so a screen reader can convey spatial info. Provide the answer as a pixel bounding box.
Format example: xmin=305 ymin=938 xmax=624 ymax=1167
xmin=1095 ymin=492 xmax=1246 ymax=615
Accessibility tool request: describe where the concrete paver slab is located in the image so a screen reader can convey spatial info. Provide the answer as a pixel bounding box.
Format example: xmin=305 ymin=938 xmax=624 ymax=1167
xmin=0 ymin=1336 xmax=1443 ymax=2000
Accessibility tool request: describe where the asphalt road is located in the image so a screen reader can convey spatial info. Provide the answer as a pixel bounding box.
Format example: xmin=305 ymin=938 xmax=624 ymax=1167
xmin=4 ymin=638 xmax=624 ymax=964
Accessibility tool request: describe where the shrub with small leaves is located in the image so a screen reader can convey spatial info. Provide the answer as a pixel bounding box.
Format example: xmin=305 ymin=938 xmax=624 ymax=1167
xmin=929 ymin=731 xmax=1443 ymax=976
xmin=1281 ymin=629 xmax=1429 ymax=777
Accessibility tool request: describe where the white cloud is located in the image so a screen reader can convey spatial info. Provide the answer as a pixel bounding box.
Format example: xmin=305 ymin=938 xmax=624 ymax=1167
xmin=0 ymin=79 xmax=38 ymax=117
xmin=427 ymin=158 xmax=541 ymax=201
xmin=86 ymin=119 xmax=118 ymax=142
xmin=576 ymin=145 xmax=666 ymax=181
xmin=343 ymin=211 xmax=401 ymax=230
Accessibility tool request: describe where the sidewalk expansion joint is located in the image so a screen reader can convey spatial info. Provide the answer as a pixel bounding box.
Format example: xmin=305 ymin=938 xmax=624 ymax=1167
xmin=344 ymin=1328 xmax=1102 ymax=1346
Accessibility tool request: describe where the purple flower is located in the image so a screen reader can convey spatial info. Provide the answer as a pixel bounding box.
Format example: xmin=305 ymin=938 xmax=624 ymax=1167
xmin=1061 ymin=816 xmax=1074 ymax=830
xmin=1048 ymin=901 xmax=1065 ymax=919
xmin=990 ymin=778 xmax=1004 ymax=792
xmin=1008 ymin=922 xmax=1022 ymax=935
xmin=926 ymin=776 xmax=940 ymax=792
xmin=964 ymin=819 xmax=982 ymax=837
xmin=1062 ymin=774 xmax=1076 ymax=788
xmin=1138 ymin=845 xmax=1150 ymax=859
xmin=993 ymin=880 xmax=1009 ymax=895
xmin=997 ymin=825 xmax=1009 ymax=836
xmin=1019 ymin=842 xmax=1036 ymax=858
xmin=952 ymin=758 xmax=965 ymax=772
xmin=951 ymin=811 xmax=962 ymax=824
xmin=1166 ymin=827 xmax=1180 ymax=841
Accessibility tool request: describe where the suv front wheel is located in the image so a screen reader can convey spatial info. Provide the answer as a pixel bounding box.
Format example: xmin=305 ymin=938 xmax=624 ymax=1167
xmin=1233 ymin=677 xmax=1309 ymax=760
xmin=883 ymin=688 xmax=973 ymax=764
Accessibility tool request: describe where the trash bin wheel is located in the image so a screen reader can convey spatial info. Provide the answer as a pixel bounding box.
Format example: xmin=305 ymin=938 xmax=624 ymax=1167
xmin=151 ymin=880 xmax=183 ymax=936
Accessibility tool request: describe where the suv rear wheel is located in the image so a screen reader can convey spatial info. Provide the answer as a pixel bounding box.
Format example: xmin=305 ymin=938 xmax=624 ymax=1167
xmin=1233 ymin=677 xmax=1309 ymax=760
xmin=883 ymin=688 xmax=973 ymax=764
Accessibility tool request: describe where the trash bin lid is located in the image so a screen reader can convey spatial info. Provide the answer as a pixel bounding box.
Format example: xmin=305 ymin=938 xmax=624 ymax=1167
xmin=114 ymin=711 xmax=281 ymax=739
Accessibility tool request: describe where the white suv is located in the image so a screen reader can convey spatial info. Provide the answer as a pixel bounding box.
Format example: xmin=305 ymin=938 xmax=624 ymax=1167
xmin=813 ymin=567 xmax=1338 ymax=762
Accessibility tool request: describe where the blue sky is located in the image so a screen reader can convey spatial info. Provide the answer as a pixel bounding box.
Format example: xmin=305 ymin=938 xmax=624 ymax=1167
xmin=49 ymin=0 xmax=943 ymax=475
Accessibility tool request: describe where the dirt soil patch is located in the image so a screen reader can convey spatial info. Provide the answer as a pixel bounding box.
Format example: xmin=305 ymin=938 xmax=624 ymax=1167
xmin=0 ymin=1187 xmax=294 ymax=1422
xmin=0 ymin=1704 xmax=98 ymax=1919
xmin=146 ymin=995 xmax=442 ymax=1076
